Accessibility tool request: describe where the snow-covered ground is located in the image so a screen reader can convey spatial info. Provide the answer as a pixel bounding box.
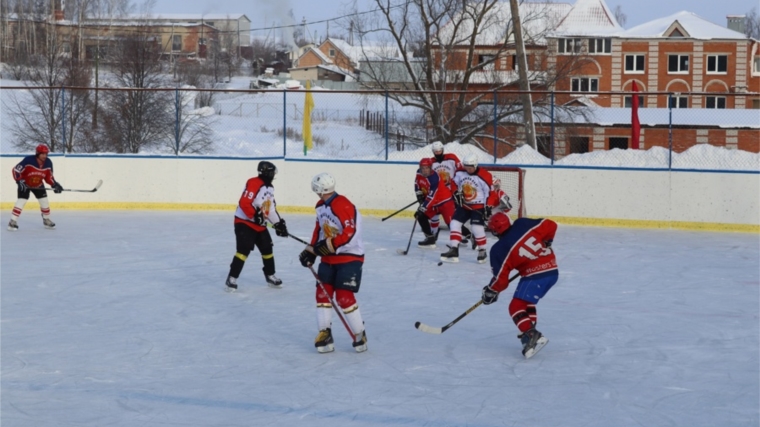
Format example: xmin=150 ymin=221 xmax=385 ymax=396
xmin=1 ymin=210 xmax=758 ymax=426
xmin=1 ymin=76 xmax=758 ymax=170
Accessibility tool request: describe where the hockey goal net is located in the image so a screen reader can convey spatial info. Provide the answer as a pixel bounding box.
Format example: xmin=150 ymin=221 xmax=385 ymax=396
xmin=482 ymin=166 xmax=526 ymax=220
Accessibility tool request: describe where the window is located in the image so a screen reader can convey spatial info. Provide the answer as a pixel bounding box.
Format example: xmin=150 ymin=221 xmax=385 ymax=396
xmin=536 ymin=135 xmax=552 ymax=158
xmin=557 ymin=38 xmax=582 ymax=54
xmin=754 ymin=57 xmax=760 ymax=73
xmin=669 ymin=96 xmax=688 ymax=108
xmin=609 ymin=137 xmax=629 ymax=150
xmin=706 ymin=55 xmax=728 ymax=73
xmin=623 ymin=96 xmax=645 ymax=108
xmin=568 ymin=137 xmax=589 ymax=154
xmin=588 ymin=38 xmax=611 ymax=54
xmin=752 ymin=99 xmax=760 ymax=109
xmin=571 ymin=77 xmax=599 ymax=92
xmin=198 ymin=38 xmax=207 ymax=45
xmin=705 ymin=96 xmax=726 ymax=109
xmin=172 ymin=35 xmax=182 ymax=51
xmin=510 ymin=54 xmax=530 ymax=71
xmin=668 ymin=54 xmax=689 ymax=73
xmin=478 ymin=54 xmax=495 ymax=71
xmin=624 ymin=54 xmax=645 ymax=73
xmin=329 ymin=49 xmax=335 ymax=57
xmin=205 ymin=21 xmax=214 ymax=27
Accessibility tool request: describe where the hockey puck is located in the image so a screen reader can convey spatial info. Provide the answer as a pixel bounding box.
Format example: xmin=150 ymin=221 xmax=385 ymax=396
xmin=437 ymin=261 xmax=443 ymax=266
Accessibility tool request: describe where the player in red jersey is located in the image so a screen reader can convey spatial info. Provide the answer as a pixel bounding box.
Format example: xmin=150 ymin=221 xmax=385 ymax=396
xmin=486 ymin=178 xmax=512 ymax=221
xmin=441 ymin=154 xmax=493 ymax=264
xmin=414 ymin=157 xmax=456 ymax=248
xmin=225 ymin=161 xmax=289 ymax=291
xmin=299 ymin=173 xmax=368 ymax=353
xmin=481 ymin=212 xmax=558 ymax=359
xmin=8 ymin=144 xmax=64 ymax=231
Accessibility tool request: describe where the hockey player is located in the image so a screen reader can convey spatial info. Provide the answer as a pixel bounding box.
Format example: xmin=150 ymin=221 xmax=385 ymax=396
xmin=440 ymin=154 xmax=493 ymax=263
xmin=225 ymin=161 xmax=289 ymax=291
xmin=481 ymin=212 xmax=558 ymax=359
xmin=8 ymin=144 xmax=64 ymax=231
xmin=429 ymin=141 xmax=461 ymax=191
xmin=414 ymin=158 xmax=456 ymax=248
xmin=486 ymin=178 xmax=513 ymax=220
xmin=299 ymin=173 xmax=368 ymax=354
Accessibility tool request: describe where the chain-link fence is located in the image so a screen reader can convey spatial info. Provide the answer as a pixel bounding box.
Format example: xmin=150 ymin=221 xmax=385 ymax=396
xmin=1 ymin=86 xmax=758 ymax=170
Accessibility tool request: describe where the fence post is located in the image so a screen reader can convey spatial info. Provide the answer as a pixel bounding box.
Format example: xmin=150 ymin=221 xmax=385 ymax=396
xmin=493 ymin=90 xmax=498 ymax=163
xmin=668 ymin=93 xmax=673 ymax=170
xmin=550 ymin=92 xmax=555 ymax=165
xmin=175 ymin=87 xmax=180 ymax=155
xmin=385 ymin=91 xmax=389 ymax=161
xmin=60 ymin=87 xmax=66 ymax=152
xmin=283 ymin=90 xmax=287 ymax=157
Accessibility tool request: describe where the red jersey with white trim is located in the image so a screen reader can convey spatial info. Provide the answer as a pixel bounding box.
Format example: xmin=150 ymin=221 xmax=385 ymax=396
xmin=431 ymin=153 xmax=461 ymax=189
xmin=489 ymin=218 xmax=558 ymax=292
xmin=487 ymin=189 xmax=512 ymax=213
xmin=451 ymin=167 xmax=493 ymax=210
xmin=12 ymin=155 xmax=56 ymax=188
xmin=234 ymin=177 xmax=281 ymax=231
xmin=310 ymin=193 xmax=364 ymax=264
xmin=414 ymin=169 xmax=452 ymax=209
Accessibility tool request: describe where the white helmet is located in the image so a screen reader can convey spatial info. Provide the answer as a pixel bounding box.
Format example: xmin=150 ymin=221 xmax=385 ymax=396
xmin=431 ymin=141 xmax=444 ymax=154
xmin=463 ymin=154 xmax=478 ymax=168
xmin=311 ymin=172 xmax=336 ymax=195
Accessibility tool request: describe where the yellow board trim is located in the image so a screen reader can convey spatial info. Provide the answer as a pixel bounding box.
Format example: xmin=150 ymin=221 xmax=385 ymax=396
xmin=2 ymin=202 xmax=756 ymax=233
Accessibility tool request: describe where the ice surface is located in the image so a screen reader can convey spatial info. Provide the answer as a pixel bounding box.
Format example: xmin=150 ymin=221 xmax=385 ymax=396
xmin=1 ymin=211 xmax=758 ymax=426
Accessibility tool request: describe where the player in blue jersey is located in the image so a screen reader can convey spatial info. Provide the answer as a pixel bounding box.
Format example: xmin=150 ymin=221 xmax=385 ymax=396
xmin=481 ymin=212 xmax=559 ymax=359
xmin=8 ymin=144 xmax=64 ymax=231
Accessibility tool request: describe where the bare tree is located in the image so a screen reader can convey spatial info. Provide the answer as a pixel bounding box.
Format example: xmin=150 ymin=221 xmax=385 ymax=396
xmin=745 ymin=7 xmax=760 ymax=39
xmin=353 ymin=0 xmax=590 ymax=146
xmin=99 ymin=31 xmax=174 ymax=153
xmin=613 ymin=5 xmax=627 ymax=28
xmin=170 ymin=88 xmax=215 ymax=154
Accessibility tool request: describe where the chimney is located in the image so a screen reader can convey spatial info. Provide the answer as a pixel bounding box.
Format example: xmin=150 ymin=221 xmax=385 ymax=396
xmin=53 ymin=0 xmax=65 ymax=21
xmin=727 ymin=15 xmax=746 ymax=34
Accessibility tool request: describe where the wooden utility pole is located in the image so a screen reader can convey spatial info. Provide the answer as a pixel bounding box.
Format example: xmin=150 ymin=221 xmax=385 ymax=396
xmin=509 ymin=0 xmax=537 ymax=149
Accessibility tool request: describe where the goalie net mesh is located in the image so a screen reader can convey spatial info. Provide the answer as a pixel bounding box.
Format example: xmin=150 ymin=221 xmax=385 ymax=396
xmin=482 ymin=166 xmax=525 ymax=221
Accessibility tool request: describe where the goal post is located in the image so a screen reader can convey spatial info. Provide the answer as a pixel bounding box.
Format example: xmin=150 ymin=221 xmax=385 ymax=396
xmin=481 ymin=165 xmax=526 ymax=220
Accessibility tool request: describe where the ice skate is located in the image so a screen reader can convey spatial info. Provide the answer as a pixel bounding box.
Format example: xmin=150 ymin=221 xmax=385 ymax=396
xmin=352 ymin=330 xmax=368 ymax=353
xmin=7 ymin=219 xmax=18 ymax=231
xmin=440 ymin=245 xmax=459 ymax=263
xmin=42 ymin=217 xmax=55 ymax=229
xmin=225 ymin=276 xmax=238 ymax=292
xmin=477 ymin=249 xmax=487 ymax=264
xmin=265 ymin=274 xmax=282 ymax=288
xmin=315 ymin=328 xmax=334 ymax=353
xmin=521 ymin=327 xmax=548 ymax=359
xmin=417 ymin=234 xmax=437 ymax=248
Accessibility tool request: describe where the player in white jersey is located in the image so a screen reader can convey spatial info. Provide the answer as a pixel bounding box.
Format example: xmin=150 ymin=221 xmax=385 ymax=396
xmin=299 ymin=173 xmax=368 ymax=354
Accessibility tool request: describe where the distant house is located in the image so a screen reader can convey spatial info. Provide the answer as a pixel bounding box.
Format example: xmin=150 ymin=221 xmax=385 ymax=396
xmin=289 ymin=37 xmax=403 ymax=82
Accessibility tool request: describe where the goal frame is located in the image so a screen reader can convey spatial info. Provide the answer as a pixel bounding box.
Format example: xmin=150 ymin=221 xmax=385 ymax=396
xmin=481 ymin=165 xmax=526 ymax=219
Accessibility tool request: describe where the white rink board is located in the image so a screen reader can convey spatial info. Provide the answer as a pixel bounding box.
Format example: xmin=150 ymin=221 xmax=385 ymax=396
xmin=0 ymin=156 xmax=757 ymax=226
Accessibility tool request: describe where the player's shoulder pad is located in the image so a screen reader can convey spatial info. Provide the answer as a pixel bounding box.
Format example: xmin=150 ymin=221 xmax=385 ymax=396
xmin=476 ymin=167 xmax=493 ymax=184
xmin=444 ymin=153 xmax=461 ymax=162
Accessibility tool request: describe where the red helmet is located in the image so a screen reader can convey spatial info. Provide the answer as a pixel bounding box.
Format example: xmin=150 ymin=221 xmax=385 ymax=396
xmin=488 ymin=212 xmax=512 ymax=236
xmin=36 ymin=144 xmax=50 ymax=155
xmin=419 ymin=158 xmax=433 ymax=168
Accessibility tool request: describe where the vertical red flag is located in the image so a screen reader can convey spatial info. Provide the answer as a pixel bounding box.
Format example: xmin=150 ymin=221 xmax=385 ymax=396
xmin=631 ymin=81 xmax=640 ymax=149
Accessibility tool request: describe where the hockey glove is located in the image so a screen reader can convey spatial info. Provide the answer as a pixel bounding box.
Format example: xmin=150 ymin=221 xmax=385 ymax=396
xmin=299 ymin=249 xmax=317 ymax=267
xmin=313 ymin=239 xmax=334 ymax=256
xmin=273 ymin=219 xmax=289 ymax=237
xmin=252 ymin=210 xmax=266 ymax=226
xmin=415 ymin=190 xmax=425 ymax=204
xmin=544 ymin=239 xmax=553 ymax=249
xmin=484 ymin=206 xmax=492 ymax=220
xmin=17 ymin=180 xmax=28 ymax=192
xmin=53 ymin=182 xmax=64 ymax=194
xmin=417 ymin=204 xmax=427 ymax=215
xmin=481 ymin=285 xmax=499 ymax=305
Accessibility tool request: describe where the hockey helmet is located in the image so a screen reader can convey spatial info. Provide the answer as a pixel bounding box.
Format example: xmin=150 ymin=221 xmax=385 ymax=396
xmin=311 ymin=172 xmax=336 ymax=195
xmin=257 ymin=161 xmax=277 ymax=182
xmin=419 ymin=157 xmax=433 ymax=168
xmin=462 ymin=154 xmax=478 ymax=169
xmin=36 ymin=144 xmax=50 ymax=155
xmin=431 ymin=141 xmax=444 ymax=154
xmin=488 ymin=212 xmax=512 ymax=237
xmin=493 ymin=178 xmax=501 ymax=190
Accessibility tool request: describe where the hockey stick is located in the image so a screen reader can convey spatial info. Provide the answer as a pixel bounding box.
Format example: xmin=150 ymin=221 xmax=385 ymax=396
xmin=307 ymin=265 xmax=356 ymax=341
xmin=414 ymin=273 xmax=520 ymax=334
xmin=38 ymin=179 xmax=103 ymax=193
xmin=381 ymin=200 xmax=418 ymax=222
xmin=265 ymin=223 xmax=311 ymax=246
xmin=396 ymin=219 xmax=417 ymax=255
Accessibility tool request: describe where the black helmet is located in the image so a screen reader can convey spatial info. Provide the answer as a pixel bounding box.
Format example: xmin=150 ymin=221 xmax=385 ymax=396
xmin=258 ymin=161 xmax=277 ymax=182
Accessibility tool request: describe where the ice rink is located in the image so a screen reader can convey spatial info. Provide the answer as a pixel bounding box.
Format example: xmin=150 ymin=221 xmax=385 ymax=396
xmin=2 ymin=210 xmax=758 ymax=426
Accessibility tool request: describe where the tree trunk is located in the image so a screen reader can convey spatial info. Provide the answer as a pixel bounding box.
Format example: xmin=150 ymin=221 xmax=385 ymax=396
xmin=509 ymin=0 xmax=536 ymax=149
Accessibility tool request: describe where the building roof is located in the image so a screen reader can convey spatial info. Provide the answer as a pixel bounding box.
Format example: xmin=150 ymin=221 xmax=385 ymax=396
xmin=555 ymin=0 xmax=622 ymax=35
xmin=326 ymin=38 xmax=402 ymax=65
xmin=553 ymin=106 xmax=760 ymax=128
xmin=117 ymin=14 xmax=250 ymax=22
xmin=621 ymin=11 xmax=748 ymax=40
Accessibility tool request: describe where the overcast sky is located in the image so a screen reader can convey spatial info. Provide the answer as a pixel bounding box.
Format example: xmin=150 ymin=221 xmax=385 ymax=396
xmin=148 ymin=0 xmax=758 ymax=42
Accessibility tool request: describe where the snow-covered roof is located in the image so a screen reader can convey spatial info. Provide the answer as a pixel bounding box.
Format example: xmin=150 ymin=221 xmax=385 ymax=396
xmin=554 ymin=0 xmax=622 ymax=36
xmin=326 ymin=38 xmax=402 ymax=66
xmin=117 ymin=13 xmax=250 ymax=22
xmin=622 ymin=11 xmax=748 ymax=40
xmin=308 ymin=47 xmax=333 ymax=65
